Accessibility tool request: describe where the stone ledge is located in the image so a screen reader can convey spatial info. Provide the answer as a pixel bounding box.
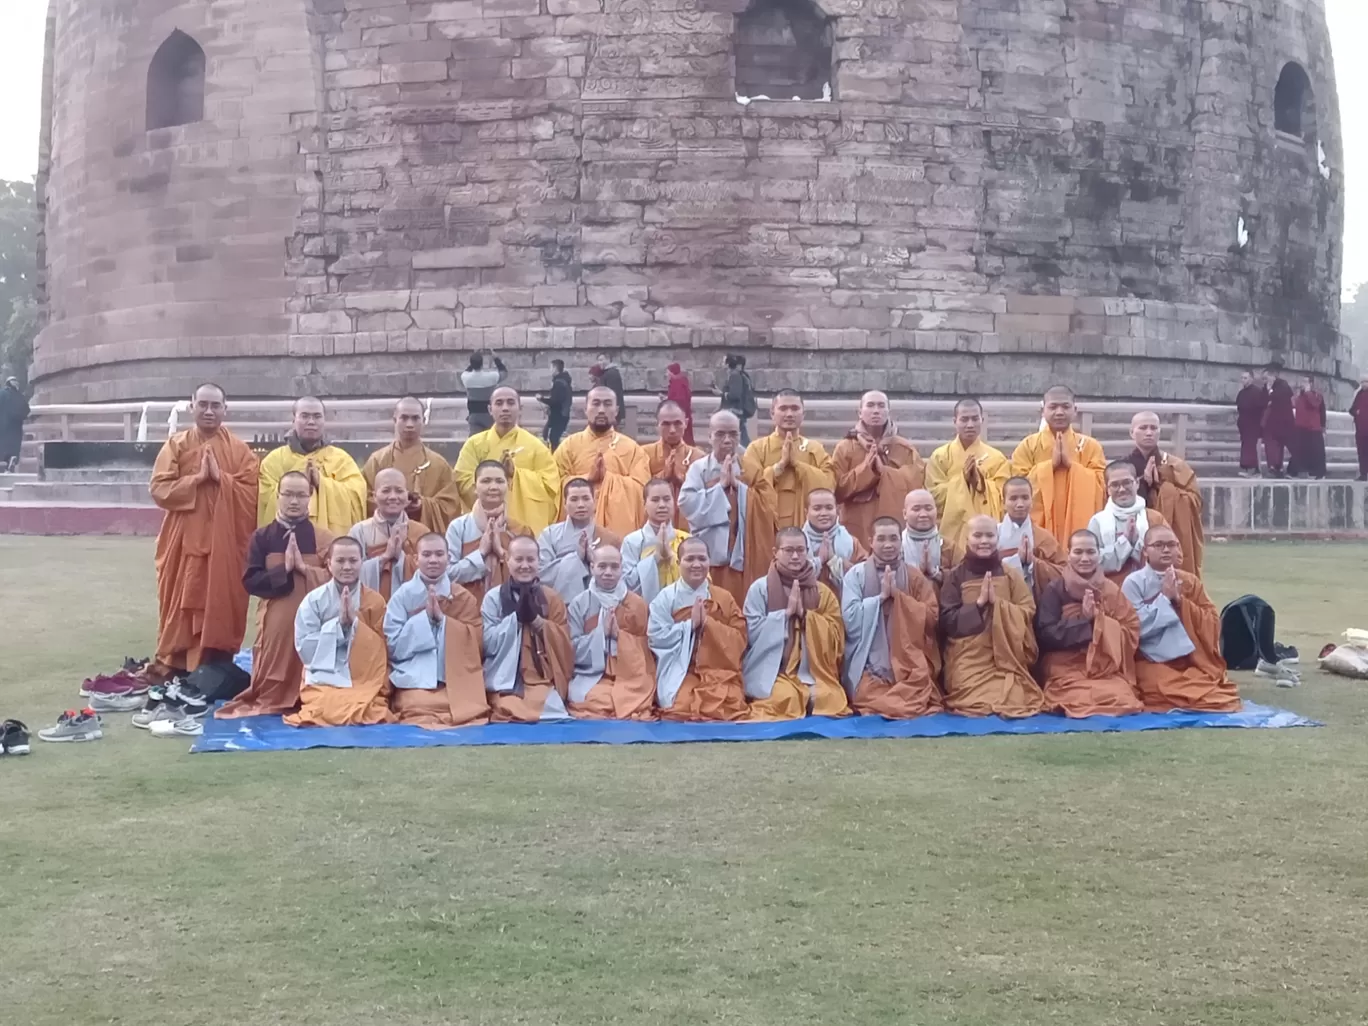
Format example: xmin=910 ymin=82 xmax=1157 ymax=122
xmin=1203 ymin=480 xmax=1368 ymax=534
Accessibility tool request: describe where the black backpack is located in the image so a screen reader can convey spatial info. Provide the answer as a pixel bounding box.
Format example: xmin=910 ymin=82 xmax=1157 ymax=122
xmin=1219 ymin=595 xmax=1276 ymax=670
xmin=186 ymin=659 xmax=251 ymax=703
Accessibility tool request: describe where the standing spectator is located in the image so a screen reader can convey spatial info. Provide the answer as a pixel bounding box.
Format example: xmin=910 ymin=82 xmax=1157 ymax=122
xmin=719 ymin=353 xmax=757 ymax=446
xmin=461 ymin=351 xmax=507 ymax=434
xmin=1235 ymin=370 xmax=1267 ymax=478
xmin=1350 ymin=374 xmax=1368 ymax=481
xmin=1290 ymin=375 xmax=1327 ymax=479
xmin=538 ymin=358 xmax=573 ymax=450
xmin=0 ymin=377 xmax=29 ymax=472
xmin=1261 ymin=362 xmax=1295 ymax=478
xmin=595 ymin=351 xmax=625 ymax=425
xmin=665 ymin=362 xmax=695 ymax=445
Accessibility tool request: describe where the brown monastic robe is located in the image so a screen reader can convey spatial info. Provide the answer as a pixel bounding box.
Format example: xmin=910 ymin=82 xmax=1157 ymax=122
xmin=567 ymin=591 xmax=658 ymax=721
xmin=389 ymin=585 xmax=490 ymax=729
xmin=841 ymin=559 xmax=942 ymax=718
xmin=1036 ymin=577 xmax=1143 ymax=718
xmin=1130 ymin=569 xmax=1240 ymax=713
xmin=285 ymin=586 xmax=394 ymax=728
xmin=832 ymin=429 xmax=926 ymax=549
xmin=362 ymin=441 xmax=464 ymax=535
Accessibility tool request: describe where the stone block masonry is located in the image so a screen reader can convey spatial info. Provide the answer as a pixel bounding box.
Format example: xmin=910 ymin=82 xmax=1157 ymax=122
xmin=32 ymin=0 xmax=1352 ymax=404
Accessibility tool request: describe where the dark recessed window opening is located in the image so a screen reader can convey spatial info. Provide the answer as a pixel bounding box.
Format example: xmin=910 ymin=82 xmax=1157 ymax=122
xmin=146 ymin=30 xmax=206 ymax=131
xmin=1273 ymin=61 xmax=1316 ymax=143
xmin=735 ymin=0 xmax=832 ymax=101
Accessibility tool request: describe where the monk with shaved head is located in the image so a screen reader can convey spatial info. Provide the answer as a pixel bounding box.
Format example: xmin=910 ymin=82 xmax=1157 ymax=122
xmin=939 ymin=514 xmax=1046 ymax=718
xmin=348 ymin=467 xmax=428 ymax=601
xmin=555 ymin=384 xmax=652 ymax=537
xmin=902 ymin=488 xmax=952 ymax=588
xmin=1124 ymin=410 xmax=1204 ymax=575
xmin=926 ymin=397 xmax=1010 ymax=560
xmin=1121 ymin=525 xmax=1239 ymax=712
xmin=258 ymin=395 xmax=367 ymax=535
xmin=744 ymin=389 xmax=836 ymax=532
xmin=643 ymin=399 xmax=704 ymax=530
xmin=832 ymin=389 xmax=925 ymax=548
xmin=1010 ymin=385 xmax=1107 ymax=543
xmin=362 ymin=396 xmax=463 ymax=534
xmin=150 ymin=383 xmax=260 ymax=681
xmin=566 ymin=543 xmax=657 ymax=720
xmin=455 ymin=385 xmax=560 ymax=535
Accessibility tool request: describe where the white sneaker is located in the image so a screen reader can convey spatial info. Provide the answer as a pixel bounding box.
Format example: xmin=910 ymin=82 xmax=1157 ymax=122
xmin=89 ymin=692 xmax=146 ymax=713
xmin=149 ymin=717 xmax=203 ymax=738
xmin=1255 ymin=659 xmax=1301 ymax=684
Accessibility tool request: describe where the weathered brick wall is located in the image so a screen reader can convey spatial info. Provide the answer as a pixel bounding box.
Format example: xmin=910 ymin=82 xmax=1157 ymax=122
xmin=33 ymin=0 xmax=1351 ymax=403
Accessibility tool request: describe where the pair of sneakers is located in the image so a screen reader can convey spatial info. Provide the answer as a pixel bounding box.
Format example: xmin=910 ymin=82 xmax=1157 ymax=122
xmin=1 ymin=719 xmax=31 ymax=755
xmin=37 ymin=709 xmax=104 ymax=743
xmin=131 ymin=680 xmax=208 ymax=736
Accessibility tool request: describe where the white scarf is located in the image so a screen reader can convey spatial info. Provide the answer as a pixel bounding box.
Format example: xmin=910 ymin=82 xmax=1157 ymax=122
xmin=670 ymin=579 xmax=711 ymax=610
xmin=901 ymin=527 xmax=942 ymax=577
xmin=803 ymin=522 xmax=856 ymax=560
xmin=587 ymin=579 xmax=628 ymax=611
xmin=1093 ymin=495 xmax=1150 ymax=553
xmin=997 ymin=516 xmax=1034 ymax=572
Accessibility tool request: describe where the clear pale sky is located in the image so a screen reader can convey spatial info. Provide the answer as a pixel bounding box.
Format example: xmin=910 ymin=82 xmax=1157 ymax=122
xmin=0 ymin=0 xmax=1364 ymax=291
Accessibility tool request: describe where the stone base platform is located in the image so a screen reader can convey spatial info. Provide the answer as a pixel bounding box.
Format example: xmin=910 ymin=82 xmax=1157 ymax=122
xmin=0 ymin=503 xmax=164 ymax=536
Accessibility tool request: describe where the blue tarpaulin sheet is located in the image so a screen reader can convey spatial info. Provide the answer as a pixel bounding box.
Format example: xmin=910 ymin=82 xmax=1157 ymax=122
xmin=191 ymin=702 xmax=1317 ymax=753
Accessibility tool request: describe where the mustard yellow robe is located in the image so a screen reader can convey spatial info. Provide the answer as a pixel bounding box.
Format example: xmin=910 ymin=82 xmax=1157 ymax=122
xmin=257 ymin=444 xmax=367 ymax=537
xmin=455 ymin=425 xmax=560 ymax=536
xmin=361 ymin=442 xmax=463 ymax=534
xmin=742 ymin=432 xmax=835 ymax=531
xmin=554 ymin=428 xmax=652 ymax=538
xmin=926 ymin=438 xmax=1010 ymax=558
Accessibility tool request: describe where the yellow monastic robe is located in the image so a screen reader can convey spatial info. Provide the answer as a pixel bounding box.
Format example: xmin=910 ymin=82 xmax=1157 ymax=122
xmin=1009 ymin=428 xmax=1106 ymax=542
xmin=454 ymin=425 xmax=560 ymax=536
xmin=926 ymin=438 xmax=1011 ymax=559
xmin=554 ymin=428 xmax=652 ymax=538
xmin=257 ymin=443 xmax=368 ymax=537
xmin=742 ymin=432 xmax=835 ymax=531
xmin=361 ymin=442 xmax=463 ymax=534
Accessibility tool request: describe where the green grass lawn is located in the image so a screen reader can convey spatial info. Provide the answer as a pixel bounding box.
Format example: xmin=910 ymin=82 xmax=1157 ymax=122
xmin=2 ymin=537 xmax=1367 ymax=1026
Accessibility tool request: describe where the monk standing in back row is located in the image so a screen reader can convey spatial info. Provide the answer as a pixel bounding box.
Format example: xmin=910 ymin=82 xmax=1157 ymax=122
xmin=556 ymin=386 xmax=651 ymax=537
xmin=926 ymin=398 xmax=1010 ymax=557
xmin=1125 ymin=411 xmax=1204 ymax=575
xmin=744 ymin=389 xmax=835 ymax=531
xmin=832 ymin=390 xmax=924 ymax=549
xmin=149 ymin=383 xmax=260 ymax=679
xmin=258 ymin=397 xmax=368 ymax=536
xmin=455 ymin=387 xmax=560 ymax=535
xmin=361 ymin=396 xmax=463 ymax=535
xmin=1011 ymin=386 xmax=1106 ymax=543
xmin=642 ymin=400 xmax=703 ymax=531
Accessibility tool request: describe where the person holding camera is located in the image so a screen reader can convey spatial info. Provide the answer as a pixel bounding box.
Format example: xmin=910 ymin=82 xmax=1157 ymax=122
xmin=462 ymin=351 xmax=507 ymax=433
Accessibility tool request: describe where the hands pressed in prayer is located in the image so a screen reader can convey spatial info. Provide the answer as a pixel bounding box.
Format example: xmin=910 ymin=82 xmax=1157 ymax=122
xmin=775 ymin=432 xmax=794 ymax=475
xmin=491 ymin=522 xmax=507 ymax=561
xmin=501 ymin=449 xmax=516 ymax=478
xmin=576 ymin=529 xmax=591 ymax=565
xmin=657 ymin=538 xmax=675 ymax=569
xmin=720 ymin=454 xmax=737 ymax=490
xmin=305 ymin=459 xmax=321 ymax=490
xmin=383 ymin=516 xmax=407 ymax=566
xmin=1160 ymin=567 xmax=1181 ymax=604
xmin=479 ymin=520 xmax=497 ymax=558
xmin=785 ymin=580 xmax=805 ymax=620
xmin=425 ymin=584 xmax=442 ymax=622
xmin=920 ymin=545 xmax=933 ymax=578
xmin=1080 ymin=588 xmax=1097 ymax=621
xmin=1144 ymin=457 xmax=1160 ymax=488
xmin=963 ymin=456 xmax=982 ymax=492
xmin=816 ymin=532 xmax=832 ymax=566
xmin=284 ymin=531 xmax=302 ymax=574
xmin=339 ymin=586 xmax=355 ymax=630
xmin=879 ymin=566 xmax=895 ymax=601
xmin=689 ymin=596 xmax=707 ymax=630
xmin=1124 ymin=517 xmax=1138 ymax=543
xmin=1052 ymin=431 xmax=1070 ymax=470
xmin=602 ymin=607 xmax=619 ymax=640
xmin=589 ymin=451 xmax=607 ymax=485
xmin=976 ymin=572 xmax=995 ymax=608
xmin=205 ymin=450 xmax=221 ymax=483
xmin=406 ymin=490 xmax=423 ymax=519
xmin=1018 ymin=534 xmax=1033 ymax=567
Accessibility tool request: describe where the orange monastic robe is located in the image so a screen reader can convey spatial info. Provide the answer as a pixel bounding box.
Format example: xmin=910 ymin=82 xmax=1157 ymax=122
xmin=567 ymin=591 xmax=657 ymax=720
xmin=482 ymin=588 xmax=575 ymax=723
xmin=832 ymin=432 xmax=925 ymax=549
xmin=1011 ymin=428 xmax=1107 ymax=542
xmin=350 ymin=518 xmax=428 ymax=601
xmin=1126 ymin=568 xmax=1240 ymax=713
xmin=643 ymin=439 xmax=704 ymax=531
xmin=286 ymin=585 xmax=394 ymax=727
xmin=839 ymin=560 xmax=942 ymax=718
xmin=555 ymin=428 xmax=652 ymax=537
xmin=361 ymin=441 xmax=463 ymax=535
xmin=743 ymin=579 xmax=849 ymax=721
xmin=743 ymin=432 xmax=836 ymax=531
xmin=676 ymin=453 xmax=777 ymax=609
xmin=649 ymin=583 xmax=750 ymax=722
xmin=1142 ymin=452 xmax=1205 ymax=575
xmin=1036 ymin=578 xmax=1143 ymax=718
xmin=149 ymin=427 xmax=260 ymax=674
xmin=939 ymin=562 xmax=1046 ymax=718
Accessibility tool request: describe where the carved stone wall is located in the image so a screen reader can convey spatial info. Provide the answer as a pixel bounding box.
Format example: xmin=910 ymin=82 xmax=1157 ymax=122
xmin=33 ymin=0 xmax=1350 ymax=403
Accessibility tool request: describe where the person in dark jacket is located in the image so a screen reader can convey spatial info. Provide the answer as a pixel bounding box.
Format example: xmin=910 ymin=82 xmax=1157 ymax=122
xmin=1289 ymin=375 xmax=1327 ymax=479
xmin=719 ymin=353 xmax=757 ymax=446
xmin=0 ymin=377 xmax=29 ymax=472
xmin=1350 ymin=375 xmax=1368 ymax=481
xmin=594 ymin=352 xmax=625 ymax=426
xmin=539 ymin=359 xmax=573 ymax=449
xmin=1235 ymin=370 xmax=1267 ymax=478
xmin=1261 ymin=363 xmax=1295 ymax=478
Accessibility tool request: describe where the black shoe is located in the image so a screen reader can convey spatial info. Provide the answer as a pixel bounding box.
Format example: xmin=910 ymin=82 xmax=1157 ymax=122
xmin=1274 ymin=643 xmax=1300 ymax=665
xmin=1 ymin=719 xmax=32 ymax=755
xmin=166 ymin=680 xmax=208 ymax=717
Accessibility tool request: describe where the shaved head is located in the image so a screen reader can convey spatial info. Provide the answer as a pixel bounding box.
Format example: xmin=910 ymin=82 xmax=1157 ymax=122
xmin=967 ymin=514 xmax=997 ymax=533
xmin=1043 ymin=385 xmax=1075 ymax=403
xmin=374 ymin=467 xmax=406 ymax=489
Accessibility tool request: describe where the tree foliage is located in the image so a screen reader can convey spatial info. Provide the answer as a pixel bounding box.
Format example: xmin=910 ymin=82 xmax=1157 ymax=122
xmin=0 ymin=179 xmax=38 ymax=385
